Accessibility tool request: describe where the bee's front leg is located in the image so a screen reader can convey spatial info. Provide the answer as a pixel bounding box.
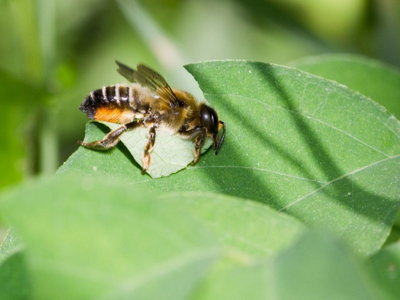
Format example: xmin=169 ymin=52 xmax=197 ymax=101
xmin=79 ymin=121 xmax=142 ymax=150
xmin=142 ymin=125 xmax=157 ymax=173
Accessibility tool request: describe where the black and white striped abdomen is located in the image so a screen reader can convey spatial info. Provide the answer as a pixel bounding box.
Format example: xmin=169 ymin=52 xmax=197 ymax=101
xmin=79 ymin=83 xmax=151 ymax=123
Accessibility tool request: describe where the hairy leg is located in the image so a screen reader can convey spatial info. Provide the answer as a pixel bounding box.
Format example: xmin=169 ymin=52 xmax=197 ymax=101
xmin=142 ymin=125 xmax=157 ymax=172
xmin=79 ymin=121 xmax=143 ymax=150
xmin=193 ymin=131 xmax=206 ymax=165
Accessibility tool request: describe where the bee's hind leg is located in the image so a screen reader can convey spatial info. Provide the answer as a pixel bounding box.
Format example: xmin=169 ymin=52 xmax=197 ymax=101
xmin=79 ymin=121 xmax=143 ymax=150
xmin=142 ymin=125 xmax=157 ymax=173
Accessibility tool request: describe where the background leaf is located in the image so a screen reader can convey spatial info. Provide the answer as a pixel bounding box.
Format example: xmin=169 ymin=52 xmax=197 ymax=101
xmin=0 ymin=228 xmax=31 ymax=300
xmin=0 ymin=228 xmax=24 ymax=266
xmin=369 ymin=240 xmax=400 ymax=299
xmin=59 ymin=60 xmax=400 ymax=256
xmin=193 ymin=230 xmax=388 ymax=300
xmin=0 ymin=176 xmax=218 ymax=300
xmin=0 ymin=175 xmax=304 ymax=299
xmin=162 ymin=192 xmax=306 ymax=258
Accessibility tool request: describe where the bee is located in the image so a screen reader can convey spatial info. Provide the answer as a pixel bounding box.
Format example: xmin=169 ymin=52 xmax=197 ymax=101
xmin=79 ymin=61 xmax=226 ymax=173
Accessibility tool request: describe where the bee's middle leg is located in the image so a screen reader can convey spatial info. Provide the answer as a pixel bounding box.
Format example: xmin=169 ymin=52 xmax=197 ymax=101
xmin=79 ymin=121 xmax=142 ymax=150
xmin=142 ymin=126 xmax=156 ymax=173
xmin=193 ymin=131 xmax=206 ymax=165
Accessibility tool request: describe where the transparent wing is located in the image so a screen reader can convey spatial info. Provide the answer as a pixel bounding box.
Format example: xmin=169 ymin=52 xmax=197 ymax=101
xmin=115 ymin=60 xmax=135 ymax=82
xmin=115 ymin=60 xmax=179 ymax=107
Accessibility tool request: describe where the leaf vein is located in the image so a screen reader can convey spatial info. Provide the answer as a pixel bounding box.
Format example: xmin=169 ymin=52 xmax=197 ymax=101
xmin=279 ymin=154 xmax=400 ymax=211
xmin=305 ymin=116 xmax=390 ymax=157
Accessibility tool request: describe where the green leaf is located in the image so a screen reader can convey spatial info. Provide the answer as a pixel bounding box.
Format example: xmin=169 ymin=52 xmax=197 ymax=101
xmin=0 ymin=175 xmax=304 ymax=299
xmin=0 ymin=228 xmax=31 ymax=300
xmin=59 ymin=60 xmax=400 ymax=255
xmin=89 ymin=121 xmax=212 ymax=178
xmin=292 ymin=54 xmax=400 ymax=118
xmin=0 ymin=176 xmax=219 ymax=300
xmin=162 ymin=192 xmax=306 ymax=257
xmin=369 ymin=240 xmax=400 ymax=299
xmin=194 ymin=230 xmax=387 ymax=300
xmin=0 ymin=228 xmax=24 ymax=265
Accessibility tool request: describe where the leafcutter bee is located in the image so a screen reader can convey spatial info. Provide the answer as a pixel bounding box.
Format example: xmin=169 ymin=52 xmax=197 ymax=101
xmin=79 ymin=61 xmax=226 ymax=173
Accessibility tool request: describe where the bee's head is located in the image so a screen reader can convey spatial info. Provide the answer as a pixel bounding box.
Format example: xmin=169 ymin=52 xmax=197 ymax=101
xmin=200 ymin=105 xmax=226 ymax=154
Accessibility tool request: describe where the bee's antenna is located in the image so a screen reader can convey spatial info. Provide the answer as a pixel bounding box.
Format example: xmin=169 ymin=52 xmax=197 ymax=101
xmin=215 ymin=121 xmax=226 ymax=155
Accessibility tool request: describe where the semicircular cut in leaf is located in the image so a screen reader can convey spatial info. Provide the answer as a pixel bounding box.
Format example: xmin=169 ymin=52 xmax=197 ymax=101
xmin=291 ymin=53 xmax=400 ymax=118
xmin=60 ymin=60 xmax=400 ymax=256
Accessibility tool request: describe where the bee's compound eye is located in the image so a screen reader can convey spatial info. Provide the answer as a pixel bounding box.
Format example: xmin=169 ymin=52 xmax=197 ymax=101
xmin=179 ymin=100 xmax=185 ymax=107
xmin=201 ymin=105 xmax=219 ymax=134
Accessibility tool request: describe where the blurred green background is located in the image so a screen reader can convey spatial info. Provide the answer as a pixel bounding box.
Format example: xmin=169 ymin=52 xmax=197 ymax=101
xmin=0 ymin=0 xmax=399 ymax=190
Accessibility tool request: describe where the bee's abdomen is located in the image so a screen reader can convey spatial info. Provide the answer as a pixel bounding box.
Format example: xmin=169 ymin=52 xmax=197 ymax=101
xmin=80 ymin=84 xmax=147 ymax=124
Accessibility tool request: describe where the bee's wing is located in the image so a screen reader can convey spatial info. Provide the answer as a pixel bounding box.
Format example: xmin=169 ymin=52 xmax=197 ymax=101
xmin=115 ymin=60 xmax=180 ymax=107
xmin=116 ymin=60 xmax=136 ymax=82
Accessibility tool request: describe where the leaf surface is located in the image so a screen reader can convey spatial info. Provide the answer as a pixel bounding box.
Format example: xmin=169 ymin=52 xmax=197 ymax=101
xmin=59 ymin=60 xmax=400 ymax=255
xmin=0 ymin=228 xmax=30 ymax=300
xmin=292 ymin=54 xmax=400 ymax=118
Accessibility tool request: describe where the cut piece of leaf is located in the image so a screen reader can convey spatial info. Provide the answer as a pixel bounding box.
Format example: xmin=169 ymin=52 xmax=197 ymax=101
xmin=90 ymin=121 xmax=212 ymax=178
xmin=292 ymin=54 xmax=400 ymax=118
xmin=0 ymin=175 xmax=305 ymax=299
xmin=59 ymin=60 xmax=400 ymax=255
xmin=194 ymin=230 xmax=387 ymax=300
